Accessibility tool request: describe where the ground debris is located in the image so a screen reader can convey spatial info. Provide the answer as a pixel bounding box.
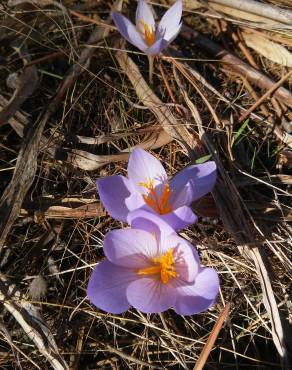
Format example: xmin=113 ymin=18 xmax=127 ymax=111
xmin=0 ymin=0 xmax=291 ymax=368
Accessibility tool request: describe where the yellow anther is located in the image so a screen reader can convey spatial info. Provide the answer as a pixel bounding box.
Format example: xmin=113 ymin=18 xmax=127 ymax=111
xmin=139 ymin=178 xmax=173 ymax=215
xmin=137 ymin=248 xmax=178 ymax=284
xmin=137 ymin=20 xmax=155 ymax=47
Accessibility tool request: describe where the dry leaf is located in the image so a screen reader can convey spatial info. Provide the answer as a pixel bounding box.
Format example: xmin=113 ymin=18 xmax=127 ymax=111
xmin=242 ymin=31 xmax=292 ymax=67
xmin=209 ymin=3 xmax=276 ymax=24
xmin=67 ymin=129 xmax=172 ymax=171
xmin=206 ymin=0 xmax=292 ymax=26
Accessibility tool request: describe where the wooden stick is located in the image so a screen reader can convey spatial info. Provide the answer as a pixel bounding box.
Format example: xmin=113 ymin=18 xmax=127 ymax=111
xmin=193 ymin=303 xmax=230 ymax=370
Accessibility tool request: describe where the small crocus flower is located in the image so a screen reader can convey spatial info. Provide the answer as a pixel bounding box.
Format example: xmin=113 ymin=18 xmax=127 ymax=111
xmin=87 ymin=211 xmax=219 ymax=315
xmin=112 ymin=0 xmax=183 ymax=56
xmin=97 ymin=148 xmax=217 ymax=231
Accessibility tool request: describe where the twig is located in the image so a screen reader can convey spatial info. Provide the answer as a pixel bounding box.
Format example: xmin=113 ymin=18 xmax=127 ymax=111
xmin=180 ymin=26 xmax=292 ymax=107
xmin=100 ymin=341 xmax=163 ymax=369
xmin=68 ymin=8 xmax=116 ymax=30
xmin=238 ymin=70 xmax=292 ymax=123
xmin=231 ymin=28 xmax=258 ymax=69
xmin=193 ymin=303 xmax=230 ymax=370
xmin=158 ymin=63 xmax=183 ymax=116
xmin=171 ymin=58 xmax=222 ymax=129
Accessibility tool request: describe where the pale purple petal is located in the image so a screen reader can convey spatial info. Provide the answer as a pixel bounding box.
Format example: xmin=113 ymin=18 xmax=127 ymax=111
xmin=135 ymin=0 xmax=155 ymax=30
xmin=104 ymin=228 xmax=158 ymax=268
xmin=112 ymin=12 xmax=147 ymax=52
xmin=160 ymin=205 xmax=197 ymax=230
xmin=162 ymin=22 xmax=182 ymax=44
xmin=87 ymin=260 xmax=135 ymax=314
xmin=97 ymin=175 xmax=134 ymax=222
xmin=145 ymin=38 xmax=169 ymax=55
xmin=170 ymin=161 xmax=217 ymax=202
xmin=157 ymin=0 xmax=182 ymax=41
xmin=127 ymin=209 xmax=175 ymax=238
xmin=156 ymin=21 xmax=182 ymax=45
xmin=174 ymin=267 xmax=219 ymax=315
xmin=125 ymin=191 xmax=145 ymax=211
xmin=164 ymin=234 xmax=200 ymax=282
xmin=127 ymin=277 xmax=176 ymax=313
xmin=170 ymin=181 xmax=193 ymax=208
xmin=127 ymin=148 xmax=167 ymax=192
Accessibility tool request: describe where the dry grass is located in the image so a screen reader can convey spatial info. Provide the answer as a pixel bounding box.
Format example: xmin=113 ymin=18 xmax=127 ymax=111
xmin=0 ymin=0 xmax=291 ymax=369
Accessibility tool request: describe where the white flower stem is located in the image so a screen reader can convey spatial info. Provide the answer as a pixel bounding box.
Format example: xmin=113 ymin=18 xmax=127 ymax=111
xmin=148 ymin=55 xmax=154 ymax=85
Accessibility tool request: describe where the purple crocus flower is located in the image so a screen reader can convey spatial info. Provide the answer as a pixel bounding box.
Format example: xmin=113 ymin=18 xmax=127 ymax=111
xmin=97 ymin=148 xmax=217 ymax=231
xmin=112 ymin=0 xmax=182 ymax=56
xmin=87 ymin=210 xmax=219 ymax=315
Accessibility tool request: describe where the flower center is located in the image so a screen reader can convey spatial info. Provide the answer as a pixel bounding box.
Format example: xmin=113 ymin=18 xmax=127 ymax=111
xmin=138 ymin=20 xmax=155 ymax=47
xmin=139 ymin=179 xmax=173 ymax=215
xmin=137 ymin=248 xmax=178 ymax=284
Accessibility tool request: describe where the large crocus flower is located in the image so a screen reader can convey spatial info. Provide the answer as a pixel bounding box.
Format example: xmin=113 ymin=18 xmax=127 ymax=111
xmin=112 ymin=0 xmax=183 ymax=56
xmin=87 ymin=211 xmax=219 ymax=315
xmin=97 ymin=148 xmax=217 ymax=230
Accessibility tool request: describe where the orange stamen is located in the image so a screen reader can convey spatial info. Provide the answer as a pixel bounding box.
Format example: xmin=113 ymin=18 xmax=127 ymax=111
xmin=137 ymin=249 xmax=177 ymax=284
xmin=139 ymin=179 xmax=173 ymax=215
xmin=138 ymin=20 xmax=155 ymax=47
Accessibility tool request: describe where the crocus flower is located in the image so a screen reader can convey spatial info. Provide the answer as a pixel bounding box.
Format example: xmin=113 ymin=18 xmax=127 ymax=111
xmin=112 ymin=0 xmax=183 ymax=56
xmin=87 ymin=210 xmax=219 ymax=315
xmin=97 ymin=148 xmax=216 ymax=230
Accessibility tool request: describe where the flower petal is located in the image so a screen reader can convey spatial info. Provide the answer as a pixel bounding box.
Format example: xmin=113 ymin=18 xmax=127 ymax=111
xmin=170 ymin=161 xmax=217 ymax=202
xmin=170 ymin=181 xmax=193 ymax=208
xmin=112 ymin=12 xmax=147 ymax=52
xmin=87 ymin=260 xmax=135 ymax=314
xmin=127 ymin=148 xmax=167 ymax=192
xmin=174 ymin=267 xmax=219 ymax=315
xmin=135 ymin=0 xmax=155 ymax=30
xmin=160 ymin=206 xmax=197 ymax=230
xmin=127 ymin=209 xmax=175 ymax=238
xmin=146 ymin=38 xmax=169 ymax=55
xmin=127 ymin=277 xmax=176 ymax=313
xmin=164 ymin=22 xmax=182 ymax=44
xmin=96 ymin=175 xmax=134 ymax=222
xmin=104 ymin=228 xmax=158 ymax=268
xmin=157 ymin=0 xmax=182 ymax=41
xmin=125 ymin=191 xmax=145 ymax=212
xmin=162 ymin=234 xmax=200 ymax=282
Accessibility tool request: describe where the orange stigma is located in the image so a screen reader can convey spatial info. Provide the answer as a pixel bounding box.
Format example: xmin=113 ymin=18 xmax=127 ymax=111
xmin=139 ymin=179 xmax=173 ymax=215
xmin=137 ymin=248 xmax=177 ymax=284
xmin=138 ymin=20 xmax=155 ymax=46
